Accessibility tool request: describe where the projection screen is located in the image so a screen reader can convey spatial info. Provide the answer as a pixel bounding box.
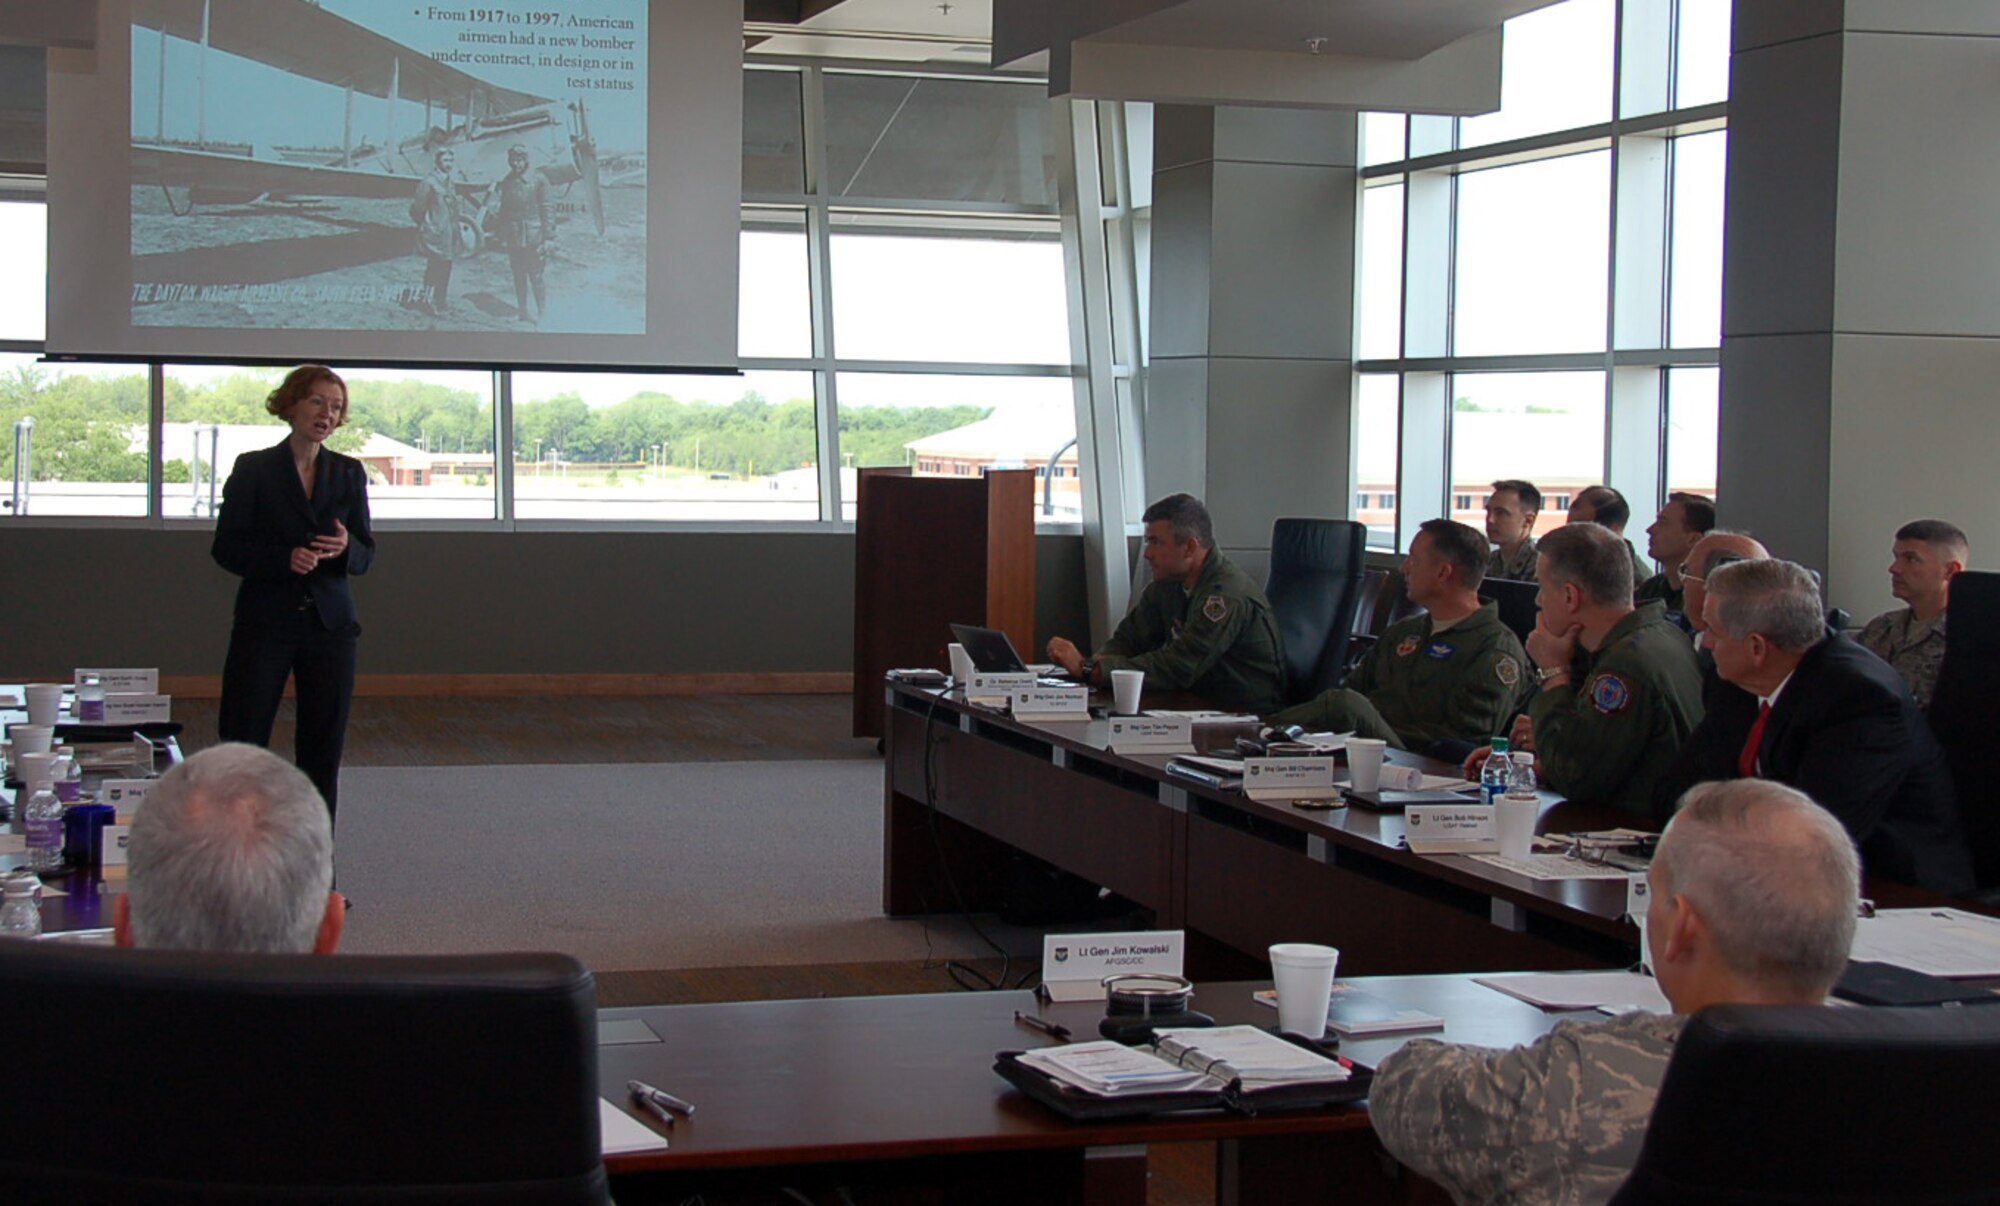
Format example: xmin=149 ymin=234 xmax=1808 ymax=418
xmin=46 ymin=0 xmax=741 ymax=370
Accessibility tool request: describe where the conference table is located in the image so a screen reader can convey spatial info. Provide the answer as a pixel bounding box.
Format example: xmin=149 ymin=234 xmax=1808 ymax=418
xmin=596 ymin=974 xmax=1580 ymax=1206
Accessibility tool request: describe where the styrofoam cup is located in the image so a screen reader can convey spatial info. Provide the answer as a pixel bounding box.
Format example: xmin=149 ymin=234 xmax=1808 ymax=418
xmin=1347 ymin=738 xmax=1388 ymax=793
xmin=24 ymin=684 xmax=63 ymax=726
xmin=947 ymin=643 xmax=975 ymax=684
xmin=1111 ymin=669 xmax=1144 ymax=715
xmin=1497 ymin=793 xmax=1538 ymax=861
xmin=7 ymin=724 xmax=54 ymax=757
xmin=1269 ymin=942 xmax=1340 ymax=1039
xmin=14 ymin=750 xmax=60 ymax=788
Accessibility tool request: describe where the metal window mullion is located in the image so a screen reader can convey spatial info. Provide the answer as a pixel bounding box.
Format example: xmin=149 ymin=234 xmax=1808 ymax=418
xmin=146 ymin=363 xmax=164 ymax=522
xmin=493 ymin=368 xmax=514 ymax=526
xmin=801 ymin=63 xmax=841 ymax=523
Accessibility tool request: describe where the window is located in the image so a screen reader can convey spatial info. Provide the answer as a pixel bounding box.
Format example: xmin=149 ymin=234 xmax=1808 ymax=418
xmin=828 ymin=224 xmax=1068 ymax=365
xmin=822 ymin=74 xmax=1056 ymax=207
xmin=0 ymin=201 xmax=45 ymax=341
xmin=1666 ymin=367 xmax=1718 ymax=502
xmin=1459 ymin=0 xmax=1615 ymax=148
xmin=1454 ymin=494 xmax=1475 ymax=512
xmin=1453 ymin=152 xmax=1611 ymax=356
xmin=1669 ymin=131 xmax=1726 ymax=348
xmin=1358 ymin=182 xmax=1404 ymax=361
xmin=1354 ymin=374 xmax=1399 ymax=548
xmin=0 ymin=357 xmax=149 ymax=518
xmin=835 ymin=372 xmax=1075 ymax=523
xmin=1449 ymin=372 xmax=1606 ymax=538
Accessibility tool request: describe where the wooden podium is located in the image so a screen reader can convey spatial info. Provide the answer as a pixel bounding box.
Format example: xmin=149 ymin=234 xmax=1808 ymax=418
xmin=852 ymin=468 xmax=1036 ymax=739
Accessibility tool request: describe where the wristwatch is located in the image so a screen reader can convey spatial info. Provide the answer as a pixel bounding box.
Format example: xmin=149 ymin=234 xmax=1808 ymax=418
xmin=1536 ymin=665 xmax=1569 ymax=685
xmin=1082 ymin=657 xmax=1101 ymax=685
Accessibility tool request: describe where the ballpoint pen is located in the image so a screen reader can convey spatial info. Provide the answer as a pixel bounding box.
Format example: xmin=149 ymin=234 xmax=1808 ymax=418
xmin=1013 ymin=1010 xmax=1072 ymax=1042
xmin=628 ymin=1078 xmax=697 ymax=1118
xmin=627 ymin=1086 xmax=676 ymax=1129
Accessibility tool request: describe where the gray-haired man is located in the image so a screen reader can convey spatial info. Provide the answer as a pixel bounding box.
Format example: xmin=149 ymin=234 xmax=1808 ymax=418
xmin=113 ymin=743 xmax=345 ymax=954
xmin=1371 ymin=779 xmax=1860 ymax=1206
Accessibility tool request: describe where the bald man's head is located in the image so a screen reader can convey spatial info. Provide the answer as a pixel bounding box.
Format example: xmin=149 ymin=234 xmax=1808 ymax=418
xmin=1684 ymin=530 xmax=1770 ymax=636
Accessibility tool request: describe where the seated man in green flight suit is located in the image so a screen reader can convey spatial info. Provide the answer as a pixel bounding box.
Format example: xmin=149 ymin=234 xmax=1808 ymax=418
xmin=1046 ymin=493 xmax=1286 ymax=715
xmin=1270 ymin=518 xmax=1532 ymax=757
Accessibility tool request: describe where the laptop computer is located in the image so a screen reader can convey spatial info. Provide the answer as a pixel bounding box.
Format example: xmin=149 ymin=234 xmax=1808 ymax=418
xmin=949 ymin=623 xmax=1031 ymax=673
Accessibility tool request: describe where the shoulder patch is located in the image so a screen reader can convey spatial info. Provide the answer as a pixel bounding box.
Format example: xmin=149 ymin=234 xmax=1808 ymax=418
xmin=1395 ymin=635 xmax=1421 ymax=658
xmin=1495 ymin=656 xmax=1521 ymax=687
xmin=1589 ymin=672 xmax=1633 ymax=715
xmin=1424 ymin=641 xmax=1457 ymax=660
xmin=1203 ymin=593 xmax=1229 ymax=623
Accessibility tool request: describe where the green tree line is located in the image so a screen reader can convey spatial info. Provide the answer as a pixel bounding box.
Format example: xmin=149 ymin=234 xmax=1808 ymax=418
xmin=0 ymin=364 xmax=989 ymax=483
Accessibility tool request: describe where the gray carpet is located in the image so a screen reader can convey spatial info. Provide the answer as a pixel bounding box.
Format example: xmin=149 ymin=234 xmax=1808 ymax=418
xmin=332 ymin=760 xmax=1036 ymax=972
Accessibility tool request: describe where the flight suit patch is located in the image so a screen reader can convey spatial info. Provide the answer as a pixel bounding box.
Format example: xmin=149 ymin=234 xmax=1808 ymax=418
xmin=1589 ymin=672 xmax=1633 ymax=715
xmin=1424 ymin=642 xmax=1457 ymax=660
xmin=1203 ymin=594 xmax=1229 ymax=623
xmin=1396 ymin=636 xmax=1421 ymax=657
xmin=1496 ymin=656 xmax=1521 ymax=687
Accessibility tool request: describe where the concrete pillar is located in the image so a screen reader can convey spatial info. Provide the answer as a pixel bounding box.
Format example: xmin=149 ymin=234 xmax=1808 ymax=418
xmin=1720 ymin=3 xmax=2000 ymax=615
xmin=1146 ymin=104 xmax=1357 ymax=580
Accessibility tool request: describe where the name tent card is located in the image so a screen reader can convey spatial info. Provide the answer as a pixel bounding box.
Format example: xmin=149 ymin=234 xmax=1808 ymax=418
xmin=1041 ymin=929 xmax=1185 ymax=1002
xmin=1403 ymin=805 xmax=1499 ymax=854
xmin=1106 ymin=715 xmax=1195 ymax=755
xmin=1242 ymin=756 xmax=1339 ymax=802
xmin=99 ymin=779 xmax=154 ymax=814
xmin=1012 ymin=686 xmax=1089 ymax=721
xmin=75 ymin=668 xmax=158 ymax=694
xmin=102 ymin=695 xmax=171 ymax=724
xmin=967 ymin=672 xmax=1034 ymax=705
xmin=1628 ymin=872 xmax=1653 ymax=972
xmin=102 ymin=825 xmax=132 ymax=866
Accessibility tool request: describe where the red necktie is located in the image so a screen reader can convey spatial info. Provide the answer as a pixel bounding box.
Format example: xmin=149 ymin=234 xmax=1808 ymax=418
xmin=1738 ymin=701 xmax=1772 ymax=778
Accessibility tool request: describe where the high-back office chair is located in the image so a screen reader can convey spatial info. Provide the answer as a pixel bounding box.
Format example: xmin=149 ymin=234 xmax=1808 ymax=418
xmin=1607 ymin=1003 xmax=2000 ymax=1205
xmin=0 ymin=944 xmax=611 ymax=1204
xmin=1478 ymin=577 xmax=1540 ymax=643
xmin=1264 ymin=518 xmax=1368 ymax=704
xmin=1926 ymin=569 xmax=2000 ymax=889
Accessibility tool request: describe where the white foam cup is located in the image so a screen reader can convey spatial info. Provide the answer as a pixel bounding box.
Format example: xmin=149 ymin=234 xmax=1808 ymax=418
xmin=24 ymin=684 xmax=63 ymax=726
xmin=1269 ymin=943 xmax=1340 ymax=1039
xmin=947 ymin=643 xmax=975 ymax=684
xmin=1346 ymin=738 xmax=1388 ymax=793
xmin=1496 ymin=793 xmax=1538 ymax=861
xmin=7 ymin=724 xmax=54 ymax=757
xmin=1110 ymin=669 xmax=1145 ymax=715
xmin=14 ymin=750 xmax=60 ymax=789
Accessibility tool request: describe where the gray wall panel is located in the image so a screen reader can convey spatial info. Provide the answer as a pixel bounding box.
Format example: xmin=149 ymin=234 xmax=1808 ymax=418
xmin=1208 ymin=161 xmax=1352 ymax=360
xmin=1732 ymin=2 xmax=1845 ymax=53
xmin=1212 ymin=106 xmax=1357 ymax=168
xmin=1147 ymin=159 xmax=1215 ymax=359
xmin=1717 ymin=333 xmax=1834 ymax=576
xmin=1201 ymin=357 xmax=1350 ymax=552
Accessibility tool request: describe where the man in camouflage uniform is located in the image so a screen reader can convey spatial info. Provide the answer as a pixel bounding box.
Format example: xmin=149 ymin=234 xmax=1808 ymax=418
xmin=1371 ymin=779 xmax=1860 ymax=1206
xmin=1270 ymin=519 xmax=1529 ymax=754
xmin=1568 ymin=485 xmax=1651 ymax=594
xmin=1046 ymin=494 xmax=1285 ymax=715
xmin=1468 ymin=523 xmax=1704 ymax=816
xmin=1858 ymin=518 xmax=1967 ymax=710
xmin=1635 ymin=493 xmax=1716 ymax=630
xmin=1483 ymin=479 xmax=1541 ymax=581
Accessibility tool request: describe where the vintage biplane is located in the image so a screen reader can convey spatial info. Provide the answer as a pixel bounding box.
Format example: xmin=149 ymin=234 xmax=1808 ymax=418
xmin=130 ymin=0 xmax=608 ymax=256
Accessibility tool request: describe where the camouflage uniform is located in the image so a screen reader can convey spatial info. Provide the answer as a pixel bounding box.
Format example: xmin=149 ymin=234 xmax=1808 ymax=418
xmin=1370 ymin=1011 xmax=1684 ymax=1206
xmin=1269 ymin=602 xmax=1530 ymax=751
xmin=1622 ymin=538 xmax=1652 ymax=595
xmin=1528 ymin=601 xmax=1705 ymax=816
xmin=1634 ymin=573 xmax=1691 ymax=634
xmin=1486 ymin=536 xmax=1539 ymax=582
xmin=1096 ymin=551 xmax=1286 ymax=715
xmin=1858 ymin=607 xmax=1947 ymax=710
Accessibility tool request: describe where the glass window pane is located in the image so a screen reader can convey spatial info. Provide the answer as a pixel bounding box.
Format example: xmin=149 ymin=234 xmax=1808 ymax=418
xmin=1669 ymin=131 xmax=1725 ymax=349
xmin=0 ymin=357 xmax=149 ymax=518
xmin=0 ymin=201 xmax=46 ymax=341
xmin=740 ymin=210 xmax=811 ymax=360
xmin=1355 ymin=374 xmax=1399 ymax=549
xmin=835 ymin=372 xmax=1075 ymax=525
xmin=1453 ymin=151 xmax=1611 ymax=356
xmin=511 ymin=370 xmax=819 ymax=521
xmin=743 ymin=68 xmax=805 ymax=196
xmin=1448 ymin=371 xmax=1605 ymax=539
xmin=823 ymin=74 xmax=1056 ymax=208
xmin=163 ymin=364 xmax=498 ymax=521
xmin=1460 ymin=0 xmax=1614 ymax=148
xmin=1675 ymin=0 xmax=1731 ymax=109
xmin=1358 ymin=182 xmax=1404 ymax=360
xmin=1361 ymin=112 xmax=1406 ymax=168
xmin=1666 ymin=366 xmax=1718 ymax=502
xmin=830 ymin=228 xmax=1069 ymax=365
xmin=0 ymin=47 xmax=45 ymax=171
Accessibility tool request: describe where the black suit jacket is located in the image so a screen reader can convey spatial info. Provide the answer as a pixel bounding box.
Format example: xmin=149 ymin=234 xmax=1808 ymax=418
xmin=1657 ymin=631 xmax=1973 ymax=893
xmin=212 ymin=440 xmax=375 ymax=631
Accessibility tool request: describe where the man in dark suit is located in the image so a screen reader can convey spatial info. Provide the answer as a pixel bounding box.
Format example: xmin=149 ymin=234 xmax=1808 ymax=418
xmin=1655 ymin=558 xmax=1973 ymax=893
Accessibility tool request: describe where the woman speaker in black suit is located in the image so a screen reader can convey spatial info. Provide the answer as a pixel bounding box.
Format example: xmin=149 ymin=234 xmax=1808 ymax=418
xmin=212 ymin=365 xmax=376 ymax=818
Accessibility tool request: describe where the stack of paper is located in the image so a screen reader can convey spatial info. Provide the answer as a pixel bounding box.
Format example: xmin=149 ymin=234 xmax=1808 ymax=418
xmin=1014 ymin=1042 xmax=1219 ymax=1096
xmin=1473 ymin=971 xmax=1673 ymax=1014
xmin=1851 ymin=908 xmax=2000 ymax=978
xmin=1152 ymin=1025 xmax=1350 ymax=1089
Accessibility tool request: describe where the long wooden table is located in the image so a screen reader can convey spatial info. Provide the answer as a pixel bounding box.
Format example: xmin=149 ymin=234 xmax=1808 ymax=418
xmin=883 ymin=681 xmax=1641 ymax=978
xmin=597 ymin=975 xmax=1579 ymax=1205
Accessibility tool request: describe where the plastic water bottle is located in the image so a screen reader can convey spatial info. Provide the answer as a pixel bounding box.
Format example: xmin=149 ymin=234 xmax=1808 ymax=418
xmin=0 ymin=875 xmax=41 ymax=938
xmin=24 ymin=787 xmax=64 ymax=871
xmin=78 ymin=673 xmax=105 ymax=723
xmin=1480 ymin=737 xmax=1512 ymax=807
xmin=55 ymin=747 xmax=82 ymax=804
xmin=1507 ymin=751 xmax=1538 ymax=799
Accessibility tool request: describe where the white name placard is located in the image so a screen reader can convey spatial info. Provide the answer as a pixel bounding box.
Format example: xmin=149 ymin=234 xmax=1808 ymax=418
xmin=966 ymin=672 xmax=1034 ymax=704
xmin=102 ymin=825 xmax=131 ymax=866
xmin=1011 ymin=686 xmax=1089 ymax=720
xmin=1041 ymin=929 xmax=1185 ymax=1002
xmin=1628 ymin=871 xmax=1653 ymax=972
xmin=1404 ymin=805 xmax=1500 ymax=854
xmin=101 ymin=695 xmax=171 ymax=724
xmin=1242 ymin=755 xmax=1339 ymax=801
xmin=1106 ymin=715 xmax=1195 ymax=754
xmin=99 ymin=779 xmax=155 ymax=814
xmin=75 ymin=668 xmax=158 ymax=694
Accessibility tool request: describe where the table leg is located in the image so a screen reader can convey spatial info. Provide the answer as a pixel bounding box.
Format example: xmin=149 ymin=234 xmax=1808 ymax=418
xmin=1081 ymin=1143 xmax=1149 ymax=1206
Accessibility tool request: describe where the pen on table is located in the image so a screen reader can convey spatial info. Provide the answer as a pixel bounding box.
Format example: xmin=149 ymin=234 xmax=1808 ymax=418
xmin=628 ymin=1079 xmax=697 ymax=1118
xmin=1014 ymin=1010 xmax=1072 ymax=1042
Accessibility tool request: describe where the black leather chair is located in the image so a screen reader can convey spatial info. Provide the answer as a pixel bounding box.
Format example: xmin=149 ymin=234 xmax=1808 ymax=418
xmin=1478 ymin=576 xmax=1540 ymax=643
xmin=1927 ymin=569 xmax=2000 ymax=889
xmin=1608 ymin=1003 xmax=2000 ymax=1205
xmin=1264 ymin=518 xmax=1368 ymax=705
xmin=0 ymin=944 xmax=611 ymax=1204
